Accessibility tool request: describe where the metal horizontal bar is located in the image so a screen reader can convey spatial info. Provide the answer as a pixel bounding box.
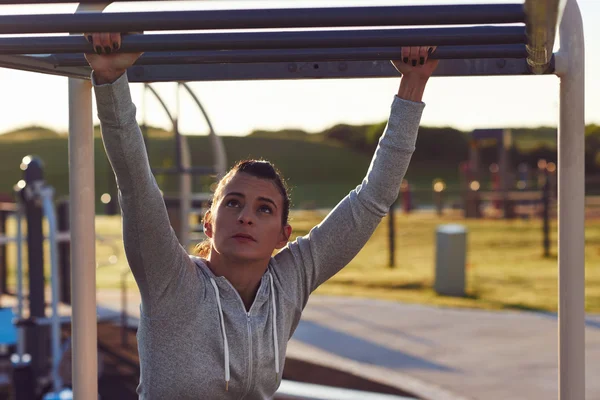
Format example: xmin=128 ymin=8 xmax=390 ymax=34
xmin=0 ymin=26 xmax=526 ymax=55
xmin=0 ymin=5 xmax=525 ymax=35
xmin=0 ymin=54 xmax=90 ymax=79
xmin=126 ymin=57 xmax=554 ymax=82
xmin=53 ymin=45 xmax=528 ymax=67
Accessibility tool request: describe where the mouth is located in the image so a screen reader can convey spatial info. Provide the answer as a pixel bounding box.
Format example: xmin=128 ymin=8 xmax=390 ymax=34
xmin=232 ymin=233 xmax=256 ymax=241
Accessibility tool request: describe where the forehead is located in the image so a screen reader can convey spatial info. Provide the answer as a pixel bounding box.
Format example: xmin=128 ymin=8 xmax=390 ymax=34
xmin=221 ymin=172 xmax=282 ymax=204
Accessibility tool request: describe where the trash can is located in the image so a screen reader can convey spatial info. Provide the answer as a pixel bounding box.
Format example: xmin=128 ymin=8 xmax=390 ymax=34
xmin=434 ymin=224 xmax=467 ymax=297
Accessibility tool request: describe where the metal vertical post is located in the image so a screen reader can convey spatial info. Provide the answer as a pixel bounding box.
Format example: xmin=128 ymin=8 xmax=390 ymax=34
xmin=69 ymin=77 xmax=97 ymax=400
xmin=57 ymin=200 xmax=71 ymax=304
xmin=554 ymin=0 xmax=585 ymax=398
xmin=542 ymin=172 xmax=551 ymax=258
xmin=22 ymin=156 xmax=49 ymax=379
xmin=0 ymin=209 xmax=7 ymax=296
xmin=177 ymin=88 xmax=192 ymax=249
xmin=11 ymin=192 xmax=35 ymax=400
xmin=68 ymin=5 xmax=107 ymax=398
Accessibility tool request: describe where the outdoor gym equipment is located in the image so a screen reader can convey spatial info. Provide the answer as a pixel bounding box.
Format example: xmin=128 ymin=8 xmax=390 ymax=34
xmin=0 ymin=1 xmax=584 ymax=399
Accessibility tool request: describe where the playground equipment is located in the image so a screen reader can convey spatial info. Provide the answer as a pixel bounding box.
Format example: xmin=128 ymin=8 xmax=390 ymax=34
xmin=459 ymin=127 xmax=560 ymax=219
xmin=141 ymin=82 xmax=227 ymax=248
xmin=0 ymin=1 xmax=585 ymax=399
xmin=0 ymin=157 xmax=120 ymax=399
xmin=464 ymin=128 xmax=515 ymax=218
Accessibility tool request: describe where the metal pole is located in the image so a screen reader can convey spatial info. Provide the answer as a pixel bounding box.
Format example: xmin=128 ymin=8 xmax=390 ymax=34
xmin=542 ymin=173 xmax=551 ymax=258
xmin=554 ymin=0 xmax=585 ymax=398
xmin=176 ymin=90 xmax=192 ymax=250
xmin=0 ymin=26 xmax=527 ymax=55
xmin=11 ymin=193 xmax=36 ymax=400
xmin=69 ymin=76 xmax=97 ymax=400
xmin=0 ymin=210 xmax=7 ymax=296
xmin=180 ymin=83 xmax=228 ymax=178
xmin=21 ymin=156 xmax=48 ymax=379
xmin=0 ymin=5 xmax=525 ymax=34
xmin=144 ymin=84 xmax=187 ymax=243
xmin=40 ymin=187 xmax=62 ymax=394
xmin=126 ymin=57 xmax=549 ymax=83
xmin=57 ymin=200 xmax=71 ymax=304
xmin=55 ymin=45 xmax=530 ymax=67
xmin=68 ymin=4 xmax=107 ymax=396
xmin=14 ymin=196 xmax=25 ymax=360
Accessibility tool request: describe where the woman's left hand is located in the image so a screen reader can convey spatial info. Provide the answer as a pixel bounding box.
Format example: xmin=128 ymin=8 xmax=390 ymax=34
xmin=391 ymin=46 xmax=439 ymax=81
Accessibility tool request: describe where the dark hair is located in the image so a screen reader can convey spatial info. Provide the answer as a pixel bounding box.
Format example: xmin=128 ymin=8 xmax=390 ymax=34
xmin=194 ymin=159 xmax=291 ymax=258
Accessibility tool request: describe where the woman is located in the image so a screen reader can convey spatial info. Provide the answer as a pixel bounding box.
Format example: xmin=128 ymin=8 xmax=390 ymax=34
xmin=85 ymin=32 xmax=438 ymax=399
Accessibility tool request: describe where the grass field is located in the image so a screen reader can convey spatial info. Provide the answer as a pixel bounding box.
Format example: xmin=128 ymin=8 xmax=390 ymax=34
xmin=5 ymin=210 xmax=598 ymax=314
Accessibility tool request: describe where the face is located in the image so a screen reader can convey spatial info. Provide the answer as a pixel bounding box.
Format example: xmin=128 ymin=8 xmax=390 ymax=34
xmin=204 ymin=172 xmax=292 ymax=263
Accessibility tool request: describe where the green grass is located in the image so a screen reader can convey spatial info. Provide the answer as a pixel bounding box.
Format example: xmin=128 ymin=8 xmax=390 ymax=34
xmin=314 ymin=211 xmax=600 ymax=313
xmin=6 ymin=211 xmax=596 ymax=314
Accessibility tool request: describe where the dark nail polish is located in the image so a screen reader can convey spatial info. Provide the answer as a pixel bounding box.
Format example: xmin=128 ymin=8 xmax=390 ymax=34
xmin=95 ymin=46 xmax=103 ymax=54
xmin=104 ymin=46 xmax=112 ymax=54
xmin=412 ymin=60 xmax=417 ymax=67
xmin=113 ymin=42 xmax=119 ymax=50
xmin=428 ymin=47 xmax=433 ymax=55
xmin=420 ymin=57 xmax=425 ymax=65
xmin=87 ymin=35 xmax=92 ymax=43
xmin=403 ymin=57 xmax=409 ymax=63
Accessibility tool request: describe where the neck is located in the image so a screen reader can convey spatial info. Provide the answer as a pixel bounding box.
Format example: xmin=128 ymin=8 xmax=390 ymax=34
xmin=206 ymin=252 xmax=268 ymax=312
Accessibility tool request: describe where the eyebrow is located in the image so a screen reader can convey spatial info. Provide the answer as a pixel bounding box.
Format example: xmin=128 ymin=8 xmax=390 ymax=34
xmin=224 ymin=192 xmax=278 ymax=209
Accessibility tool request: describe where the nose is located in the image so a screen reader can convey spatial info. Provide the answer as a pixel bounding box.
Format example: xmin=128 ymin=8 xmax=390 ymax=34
xmin=237 ymin=206 xmax=254 ymax=225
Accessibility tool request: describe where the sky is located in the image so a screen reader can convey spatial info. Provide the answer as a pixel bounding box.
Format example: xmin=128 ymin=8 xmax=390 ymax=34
xmin=0 ymin=0 xmax=597 ymax=137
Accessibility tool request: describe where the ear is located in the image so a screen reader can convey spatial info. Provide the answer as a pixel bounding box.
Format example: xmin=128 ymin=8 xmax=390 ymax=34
xmin=203 ymin=209 xmax=213 ymax=239
xmin=275 ymin=224 xmax=292 ymax=250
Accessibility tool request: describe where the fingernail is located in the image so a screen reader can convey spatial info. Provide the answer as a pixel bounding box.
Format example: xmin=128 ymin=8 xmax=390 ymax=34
xmin=420 ymin=57 xmax=425 ymax=65
xmin=87 ymin=35 xmax=92 ymax=43
xmin=113 ymin=42 xmax=119 ymax=50
xmin=428 ymin=47 xmax=433 ymax=55
xmin=403 ymin=57 xmax=409 ymax=63
xmin=95 ymin=46 xmax=103 ymax=54
xmin=412 ymin=60 xmax=417 ymax=67
xmin=104 ymin=46 xmax=112 ymax=54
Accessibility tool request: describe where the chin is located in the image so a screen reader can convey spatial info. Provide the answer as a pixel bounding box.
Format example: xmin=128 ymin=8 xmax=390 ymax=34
xmin=221 ymin=247 xmax=267 ymax=263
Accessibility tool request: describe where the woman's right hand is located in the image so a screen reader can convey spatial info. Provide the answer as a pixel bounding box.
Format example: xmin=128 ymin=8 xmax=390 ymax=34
xmin=84 ymin=32 xmax=143 ymax=84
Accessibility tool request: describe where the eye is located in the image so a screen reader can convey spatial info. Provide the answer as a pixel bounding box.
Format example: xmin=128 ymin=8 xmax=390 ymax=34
xmin=259 ymin=204 xmax=273 ymax=214
xmin=225 ymin=199 xmax=240 ymax=207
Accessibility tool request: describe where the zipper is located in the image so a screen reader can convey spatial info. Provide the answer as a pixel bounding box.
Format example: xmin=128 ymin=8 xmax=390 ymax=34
xmin=219 ymin=277 xmax=262 ymax=399
xmin=245 ymin=312 xmax=253 ymax=396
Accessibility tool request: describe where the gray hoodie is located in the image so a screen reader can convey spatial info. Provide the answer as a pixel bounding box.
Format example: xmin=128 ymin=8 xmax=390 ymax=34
xmin=93 ymin=72 xmax=424 ymax=399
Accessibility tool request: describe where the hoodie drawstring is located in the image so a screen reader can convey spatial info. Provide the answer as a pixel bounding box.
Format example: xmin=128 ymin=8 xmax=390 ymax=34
xmin=269 ymin=273 xmax=280 ymax=378
xmin=210 ymin=274 xmax=280 ymax=392
xmin=210 ymin=278 xmax=230 ymax=391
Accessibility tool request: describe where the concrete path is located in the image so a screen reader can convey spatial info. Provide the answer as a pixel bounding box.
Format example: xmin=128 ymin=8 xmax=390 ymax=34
xmin=288 ymin=296 xmax=600 ymax=400
xmin=94 ymin=289 xmax=600 ymax=400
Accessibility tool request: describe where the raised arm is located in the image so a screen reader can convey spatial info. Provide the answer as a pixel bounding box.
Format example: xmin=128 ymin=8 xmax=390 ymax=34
xmin=272 ymin=46 xmax=438 ymax=310
xmin=86 ymin=33 xmax=198 ymax=317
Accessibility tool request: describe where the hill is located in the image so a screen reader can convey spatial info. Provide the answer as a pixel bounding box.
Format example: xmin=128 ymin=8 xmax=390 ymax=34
xmin=0 ymin=131 xmax=374 ymax=211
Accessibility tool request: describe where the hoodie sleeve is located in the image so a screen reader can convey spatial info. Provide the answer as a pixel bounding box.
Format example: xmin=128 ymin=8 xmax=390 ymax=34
xmin=92 ymin=72 xmax=200 ymax=318
xmin=271 ymin=95 xmax=424 ymax=310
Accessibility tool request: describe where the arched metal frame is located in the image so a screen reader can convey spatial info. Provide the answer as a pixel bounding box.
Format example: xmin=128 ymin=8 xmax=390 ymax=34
xmin=0 ymin=1 xmax=584 ymax=399
xmin=142 ymin=82 xmax=227 ymax=248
